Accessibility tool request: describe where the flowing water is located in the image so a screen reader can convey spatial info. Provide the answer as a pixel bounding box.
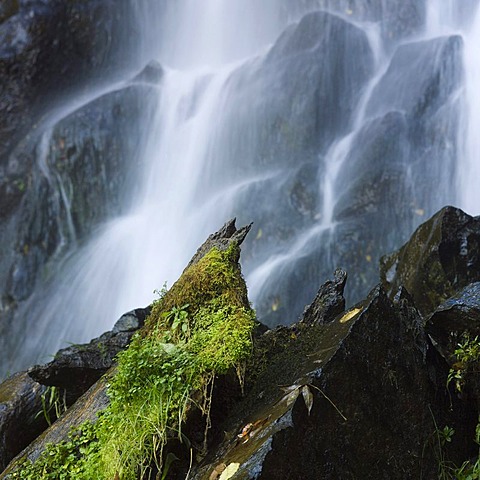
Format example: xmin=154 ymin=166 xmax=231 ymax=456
xmin=3 ymin=1 xmax=480 ymax=376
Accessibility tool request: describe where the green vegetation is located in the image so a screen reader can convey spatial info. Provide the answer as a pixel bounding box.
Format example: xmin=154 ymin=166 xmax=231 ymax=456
xmin=37 ymin=386 xmax=67 ymax=426
xmin=11 ymin=243 xmax=255 ymax=479
xmin=447 ymin=334 xmax=480 ymax=393
xmin=11 ymin=422 xmax=99 ymax=480
xmin=436 ymin=334 xmax=480 ymax=480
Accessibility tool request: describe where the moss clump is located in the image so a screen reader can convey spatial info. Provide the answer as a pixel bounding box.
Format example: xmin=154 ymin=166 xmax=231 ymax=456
xmin=11 ymin=243 xmax=255 ymax=479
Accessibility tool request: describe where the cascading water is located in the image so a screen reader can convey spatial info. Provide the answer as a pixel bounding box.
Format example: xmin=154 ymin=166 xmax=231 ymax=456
xmin=2 ymin=1 xmax=480 ymax=378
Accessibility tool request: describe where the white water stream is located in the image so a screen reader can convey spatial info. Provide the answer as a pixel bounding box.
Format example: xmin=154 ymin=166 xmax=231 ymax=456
xmin=5 ymin=1 xmax=480 ymax=375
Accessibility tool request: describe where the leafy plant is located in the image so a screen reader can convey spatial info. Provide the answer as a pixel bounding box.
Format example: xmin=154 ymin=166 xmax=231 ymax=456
xmin=10 ymin=422 xmax=99 ymax=479
xmin=435 ymin=334 xmax=480 ymax=479
xmin=447 ymin=334 xmax=480 ymax=393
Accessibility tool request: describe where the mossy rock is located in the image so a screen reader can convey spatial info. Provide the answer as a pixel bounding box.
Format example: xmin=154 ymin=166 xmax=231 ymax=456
xmin=2 ymin=222 xmax=256 ymax=480
xmin=380 ymin=206 xmax=480 ymax=316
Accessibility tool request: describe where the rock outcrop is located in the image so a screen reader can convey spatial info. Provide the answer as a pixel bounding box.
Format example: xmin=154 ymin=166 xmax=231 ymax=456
xmin=2 ymin=208 xmax=480 ymax=478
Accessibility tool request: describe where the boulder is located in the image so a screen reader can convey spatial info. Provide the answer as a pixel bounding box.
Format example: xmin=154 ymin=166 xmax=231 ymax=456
xmin=380 ymin=206 xmax=480 ymax=316
xmin=0 ymin=0 xmax=141 ymax=161
xmin=427 ymin=282 xmax=480 ymax=361
xmin=28 ymin=307 xmax=150 ymax=403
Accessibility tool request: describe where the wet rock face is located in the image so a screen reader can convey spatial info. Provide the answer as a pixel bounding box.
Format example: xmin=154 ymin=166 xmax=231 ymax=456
xmin=223 ymin=10 xmax=374 ymax=325
xmin=427 ymin=282 xmax=480 ymax=369
xmin=381 ymin=206 xmax=480 ymax=316
xmin=331 ymin=35 xmax=464 ymax=306
xmin=28 ymin=307 xmax=149 ymax=403
xmin=0 ymin=81 xmax=156 ymax=350
xmin=0 ymin=0 xmax=139 ymax=161
xmin=0 ymin=0 xmax=159 ymax=363
xmin=0 ymin=373 xmax=47 ymax=472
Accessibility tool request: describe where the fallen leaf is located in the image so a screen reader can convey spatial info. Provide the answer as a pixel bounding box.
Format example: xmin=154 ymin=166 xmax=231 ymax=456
xmin=339 ymin=307 xmax=362 ymax=323
xmin=219 ymin=462 xmax=240 ymax=480
xmin=237 ymin=423 xmax=253 ymax=439
xmin=301 ymin=385 xmax=314 ymax=415
xmin=210 ymin=463 xmax=226 ymax=480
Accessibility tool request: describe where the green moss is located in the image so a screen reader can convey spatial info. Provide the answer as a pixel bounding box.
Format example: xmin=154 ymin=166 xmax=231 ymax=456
xmin=11 ymin=243 xmax=255 ymax=479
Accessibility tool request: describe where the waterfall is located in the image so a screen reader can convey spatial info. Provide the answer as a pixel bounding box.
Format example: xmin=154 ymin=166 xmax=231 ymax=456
xmin=2 ymin=0 xmax=480 ymax=377
xmin=462 ymin=5 xmax=480 ymax=214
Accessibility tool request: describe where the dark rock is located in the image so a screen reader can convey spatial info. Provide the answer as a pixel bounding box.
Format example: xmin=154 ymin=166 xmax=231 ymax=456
xmin=131 ymin=60 xmax=164 ymax=86
xmin=380 ymin=206 xmax=480 ymax=316
xmin=0 ymin=372 xmax=47 ymax=472
xmin=186 ymin=219 xmax=252 ymax=269
xmin=28 ymin=307 xmax=149 ymax=402
xmin=189 ymin=285 xmax=473 ymax=480
xmin=301 ymin=268 xmax=347 ymax=324
xmin=427 ymin=282 xmax=480 ymax=361
xmin=0 ymin=0 xmax=141 ymax=161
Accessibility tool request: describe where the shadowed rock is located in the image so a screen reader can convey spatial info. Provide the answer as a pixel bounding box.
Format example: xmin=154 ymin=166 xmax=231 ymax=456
xmin=301 ymin=268 xmax=347 ymax=324
xmin=0 ymin=373 xmax=47 ymax=472
xmin=28 ymin=307 xmax=150 ymax=403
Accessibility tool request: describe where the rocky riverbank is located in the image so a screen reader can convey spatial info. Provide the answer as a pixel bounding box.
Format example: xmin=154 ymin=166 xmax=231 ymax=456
xmin=1 ymin=208 xmax=479 ymax=479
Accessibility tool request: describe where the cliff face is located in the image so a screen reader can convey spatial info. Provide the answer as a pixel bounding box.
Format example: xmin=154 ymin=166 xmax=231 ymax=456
xmin=1 ymin=209 xmax=480 ymax=479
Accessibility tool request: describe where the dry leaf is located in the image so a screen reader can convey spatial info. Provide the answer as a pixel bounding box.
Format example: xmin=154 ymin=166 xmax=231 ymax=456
xmin=301 ymin=385 xmax=314 ymax=415
xmin=339 ymin=307 xmax=362 ymax=323
xmin=219 ymin=462 xmax=240 ymax=480
xmin=210 ymin=463 xmax=226 ymax=480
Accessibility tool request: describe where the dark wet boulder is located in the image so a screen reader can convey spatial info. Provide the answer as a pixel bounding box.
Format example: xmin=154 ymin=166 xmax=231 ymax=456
xmin=0 ymin=0 xmax=141 ymax=161
xmin=380 ymin=206 xmax=480 ymax=316
xmin=427 ymin=282 xmax=480 ymax=361
xmin=0 ymin=372 xmax=47 ymax=472
xmin=131 ymin=60 xmax=164 ymax=86
xmin=28 ymin=307 xmax=149 ymax=403
xmin=301 ymin=268 xmax=347 ymax=325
